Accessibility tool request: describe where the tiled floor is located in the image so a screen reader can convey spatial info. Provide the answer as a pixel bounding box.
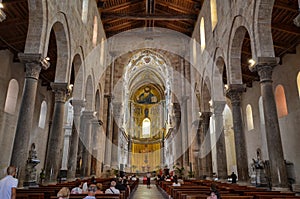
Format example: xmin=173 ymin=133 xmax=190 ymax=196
xmin=130 ymin=184 xmax=168 ymax=199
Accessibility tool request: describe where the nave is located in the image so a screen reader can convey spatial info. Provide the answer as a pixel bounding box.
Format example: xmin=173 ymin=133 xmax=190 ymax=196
xmin=130 ymin=184 xmax=167 ymax=199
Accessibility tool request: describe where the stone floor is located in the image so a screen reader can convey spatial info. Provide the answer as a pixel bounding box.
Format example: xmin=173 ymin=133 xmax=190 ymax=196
xmin=130 ymin=184 xmax=168 ymax=199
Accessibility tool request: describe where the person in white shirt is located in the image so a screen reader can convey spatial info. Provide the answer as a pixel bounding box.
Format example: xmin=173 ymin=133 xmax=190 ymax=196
xmin=105 ymin=180 xmax=120 ymax=194
xmin=0 ymin=166 xmax=18 ymax=199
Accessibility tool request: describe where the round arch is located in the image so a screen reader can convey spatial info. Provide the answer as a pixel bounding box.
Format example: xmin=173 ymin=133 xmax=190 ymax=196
xmin=253 ymin=0 xmax=275 ymax=57
xmin=85 ymin=75 xmax=94 ymax=110
xmin=228 ymin=15 xmax=255 ymax=84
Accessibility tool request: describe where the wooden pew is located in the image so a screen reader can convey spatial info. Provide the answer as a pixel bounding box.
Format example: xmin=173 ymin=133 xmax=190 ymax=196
xmin=16 ymin=193 xmax=44 ymax=199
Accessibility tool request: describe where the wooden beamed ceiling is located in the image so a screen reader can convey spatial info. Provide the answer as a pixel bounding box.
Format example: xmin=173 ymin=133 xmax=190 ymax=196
xmin=99 ymin=0 xmax=203 ymax=37
xmin=0 ymin=0 xmax=299 ymax=88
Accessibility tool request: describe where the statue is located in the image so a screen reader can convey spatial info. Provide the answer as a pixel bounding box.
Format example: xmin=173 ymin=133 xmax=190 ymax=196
xmin=24 ymin=143 xmax=40 ymax=187
xmin=250 ymin=150 xmax=267 ymax=186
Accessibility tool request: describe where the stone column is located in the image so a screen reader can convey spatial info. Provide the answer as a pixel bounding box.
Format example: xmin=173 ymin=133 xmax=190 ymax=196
xmin=80 ymin=111 xmax=95 ymax=177
xmin=111 ymin=102 xmax=122 ymax=169
xmin=45 ymin=83 xmax=68 ymax=182
xmin=181 ymin=96 xmax=190 ymax=168
xmin=61 ymin=126 xmax=72 ymax=170
xmin=200 ymin=112 xmax=213 ymax=178
xmin=213 ymin=101 xmax=228 ymax=180
xmin=226 ymin=84 xmax=249 ymax=182
xmin=104 ymin=95 xmax=113 ymax=170
xmin=193 ymin=119 xmax=201 ymax=178
xmin=251 ymin=57 xmax=288 ymax=188
xmin=91 ymin=118 xmax=102 ymax=175
xmin=67 ymin=99 xmax=85 ymax=179
xmin=173 ymin=103 xmax=183 ymax=166
xmin=11 ymin=53 xmax=49 ymax=185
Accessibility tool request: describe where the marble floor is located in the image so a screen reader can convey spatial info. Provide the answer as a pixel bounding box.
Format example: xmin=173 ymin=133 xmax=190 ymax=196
xmin=130 ymin=184 xmax=168 ymax=199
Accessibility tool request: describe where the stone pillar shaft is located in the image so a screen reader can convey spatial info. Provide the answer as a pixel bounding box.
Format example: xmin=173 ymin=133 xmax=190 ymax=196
xmin=200 ymin=112 xmax=212 ymax=178
xmin=214 ymin=101 xmax=228 ymax=179
xmin=80 ymin=111 xmax=95 ymax=177
xmin=104 ymin=95 xmax=113 ymax=169
xmin=45 ymin=82 xmax=67 ymax=182
xmin=67 ymin=99 xmax=85 ymax=179
xmin=11 ymin=53 xmax=49 ymax=186
xmin=254 ymin=59 xmax=288 ymax=187
xmin=226 ymin=84 xmax=249 ymax=182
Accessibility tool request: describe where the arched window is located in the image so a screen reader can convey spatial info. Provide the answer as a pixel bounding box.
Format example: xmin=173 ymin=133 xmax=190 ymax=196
xmin=142 ymin=118 xmax=151 ymax=138
xmin=297 ymin=72 xmax=300 ymax=99
xmin=38 ymin=101 xmax=47 ymax=128
xmin=92 ymin=16 xmax=98 ymax=46
xmin=200 ymin=17 xmax=206 ymax=53
xmin=246 ymin=104 xmax=254 ymax=130
xmin=4 ymin=79 xmax=19 ymax=114
xmin=82 ymin=0 xmax=89 ymax=23
xmin=100 ymin=38 xmax=105 ymax=66
xmin=210 ymin=0 xmax=218 ymax=31
xmin=275 ymin=84 xmax=288 ymax=118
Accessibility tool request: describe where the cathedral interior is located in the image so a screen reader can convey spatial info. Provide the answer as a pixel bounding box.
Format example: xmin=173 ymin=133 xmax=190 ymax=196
xmin=0 ymin=0 xmax=300 ymax=191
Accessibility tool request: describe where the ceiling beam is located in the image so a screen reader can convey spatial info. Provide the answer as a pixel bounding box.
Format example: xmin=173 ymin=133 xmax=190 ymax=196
xmin=105 ymin=21 xmax=143 ymax=32
xmin=101 ymin=13 xmax=197 ymax=21
xmin=272 ymin=23 xmax=300 ymax=35
xmin=99 ymin=0 xmax=143 ymax=12
xmin=155 ymin=0 xmax=197 ymax=14
xmin=158 ymin=21 xmax=192 ymax=34
xmin=273 ymin=0 xmax=298 ymax=12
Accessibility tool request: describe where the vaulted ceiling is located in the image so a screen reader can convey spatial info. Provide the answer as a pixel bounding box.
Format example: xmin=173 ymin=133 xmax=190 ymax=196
xmin=0 ymin=0 xmax=299 ymax=88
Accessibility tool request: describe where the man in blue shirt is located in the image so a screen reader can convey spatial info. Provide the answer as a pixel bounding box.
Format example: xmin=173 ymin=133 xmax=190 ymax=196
xmin=0 ymin=166 xmax=18 ymax=199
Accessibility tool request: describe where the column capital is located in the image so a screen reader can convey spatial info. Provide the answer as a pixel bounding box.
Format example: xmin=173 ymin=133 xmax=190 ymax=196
xmin=82 ymin=110 xmax=97 ymax=120
xmin=18 ymin=53 xmax=50 ymax=80
xmin=71 ymin=99 xmax=85 ymax=117
xmin=51 ymin=82 xmax=68 ymax=103
xmin=225 ymin=84 xmax=246 ymax=106
xmin=250 ymin=57 xmax=279 ymax=83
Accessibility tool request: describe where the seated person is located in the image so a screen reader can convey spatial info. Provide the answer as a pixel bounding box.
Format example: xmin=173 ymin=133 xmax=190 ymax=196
xmin=83 ymin=184 xmax=97 ymax=199
xmin=57 ymin=187 xmax=70 ymax=199
xmin=172 ymin=179 xmax=181 ymax=186
xmin=70 ymin=179 xmax=82 ymax=194
xmin=207 ymin=190 xmax=220 ymax=199
xmin=115 ymin=177 xmax=126 ymax=191
xmin=95 ymin=183 xmax=103 ymax=194
xmin=105 ymin=180 xmax=120 ymax=194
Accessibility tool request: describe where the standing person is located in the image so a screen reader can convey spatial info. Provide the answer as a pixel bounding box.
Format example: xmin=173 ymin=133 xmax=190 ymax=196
xmin=231 ymin=172 xmax=237 ymax=183
xmin=0 ymin=166 xmax=18 ymax=199
xmin=146 ymin=172 xmax=151 ymax=188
